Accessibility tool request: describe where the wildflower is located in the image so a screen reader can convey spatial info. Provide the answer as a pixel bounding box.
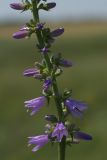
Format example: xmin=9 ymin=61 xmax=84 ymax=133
xmin=52 ymin=122 xmax=68 ymax=142
xmin=65 ymin=99 xmax=87 ymax=117
xmin=59 ymin=58 xmax=72 ymax=67
xmin=24 ymin=96 xmax=46 ymax=115
xmin=46 ymin=2 xmax=56 ymax=10
xmin=13 ymin=30 xmax=29 ymax=39
xmin=36 ymin=23 xmax=45 ymax=30
xmin=51 ymin=28 xmax=64 ymax=37
xmin=28 ymin=135 xmax=49 ymax=152
xmin=23 ymin=68 xmax=42 ymax=79
xmin=73 ymin=131 xmax=92 ymax=141
xmin=43 ymin=79 xmax=52 ymax=91
xmin=41 ymin=47 xmax=49 ymax=53
xmin=10 ymin=3 xmax=25 ymax=10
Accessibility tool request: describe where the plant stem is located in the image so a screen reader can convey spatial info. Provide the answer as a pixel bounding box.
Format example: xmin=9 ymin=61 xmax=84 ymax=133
xmin=31 ymin=1 xmax=66 ymax=160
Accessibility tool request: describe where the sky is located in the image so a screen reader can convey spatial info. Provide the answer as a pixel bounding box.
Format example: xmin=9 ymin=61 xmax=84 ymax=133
xmin=1 ymin=0 xmax=107 ymax=23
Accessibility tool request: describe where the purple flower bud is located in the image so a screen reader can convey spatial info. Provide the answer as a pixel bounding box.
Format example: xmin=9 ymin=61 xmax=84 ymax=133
xmin=10 ymin=3 xmax=25 ymax=10
xmin=36 ymin=23 xmax=45 ymax=30
xmin=41 ymin=47 xmax=48 ymax=53
xmin=45 ymin=115 xmax=57 ymax=122
xmin=43 ymin=79 xmax=52 ymax=91
xmin=28 ymin=135 xmax=49 ymax=152
xmin=74 ymin=131 xmax=92 ymax=141
xmin=23 ymin=68 xmax=42 ymax=79
xmin=59 ymin=59 xmax=72 ymax=67
xmin=24 ymin=96 xmax=46 ymax=115
xmin=51 ymin=28 xmax=64 ymax=37
xmin=65 ymin=99 xmax=87 ymax=118
xmin=52 ymin=123 xmax=68 ymax=142
xmin=13 ymin=30 xmax=29 ymax=39
xmin=47 ymin=2 xmax=56 ymax=10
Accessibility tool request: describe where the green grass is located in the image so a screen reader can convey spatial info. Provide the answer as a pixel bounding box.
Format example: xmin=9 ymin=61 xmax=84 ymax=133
xmin=0 ymin=23 xmax=107 ymax=160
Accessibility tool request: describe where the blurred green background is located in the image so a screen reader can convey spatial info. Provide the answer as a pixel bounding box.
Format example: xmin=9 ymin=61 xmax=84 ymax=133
xmin=0 ymin=22 xmax=107 ymax=160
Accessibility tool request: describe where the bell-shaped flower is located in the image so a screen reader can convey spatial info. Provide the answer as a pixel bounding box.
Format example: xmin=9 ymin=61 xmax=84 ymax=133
xmin=23 ymin=68 xmax=42 ymax=79
xmin=52 ymin=123 xmax=68 ymax=142
xmin=28 ymin=135 xmax=49 ymax=152
xmin=65 ymin=99 xmax=87 ymax=118
xmin=43 ymin=79 xmax=52 ymax=91
xmin=24 ymin=96 xmax=46 ymax=115
xmin=73 ymin=131 xmax=92 ymax=141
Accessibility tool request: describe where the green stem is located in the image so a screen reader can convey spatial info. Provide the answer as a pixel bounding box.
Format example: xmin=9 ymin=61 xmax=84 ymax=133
xmin=31 ymin=1 xmax=66 ymax=160
xmin=58 ymin=137 xmax=66 ymax=160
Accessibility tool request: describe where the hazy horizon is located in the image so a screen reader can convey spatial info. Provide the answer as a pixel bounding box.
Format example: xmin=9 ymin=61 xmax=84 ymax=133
xmin=0 ymin=0 xmax=107 ymax=23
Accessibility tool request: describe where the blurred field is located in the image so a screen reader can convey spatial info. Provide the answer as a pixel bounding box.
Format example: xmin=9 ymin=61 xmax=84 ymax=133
xmin=0 ymin=22 xmax=107 ymax=160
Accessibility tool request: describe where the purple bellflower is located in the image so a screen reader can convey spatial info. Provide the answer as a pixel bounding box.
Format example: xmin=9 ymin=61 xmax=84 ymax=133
xmin=23 ymin=68 xmax=42 ymax=79
xmin=28 ymin=135 xmax=49 ymax=152
xmin=51 ymin=28 xmax=64 ymax=37
xmin=10 ymin=3 xmax=25 ymax=10
xmin=43 ymin=79 xmax=52 ymax=91
xmin=52 ymin=122 xmax=68 ymax=142
xmin=24 ymin=96 xmax=46 ymax=115
xmin=46 ymin=2 xmax=56 ymax=10
xmin=65 ymin=99 xmax=87 ymax=118
xmin=73 ymin=131 xmax=92 ymax=141
xmin=59 ymin=58 xmax=72 ymax=67
xmin=41 ymin=47 xmax=49 ymax=54
xmin=13 ymin=30 xmax=29 ymax=39
xmin=36 ymin=23 xmax=45 ymax=30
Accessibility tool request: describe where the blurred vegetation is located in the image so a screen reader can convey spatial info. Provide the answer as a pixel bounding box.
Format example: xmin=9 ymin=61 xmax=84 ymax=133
xmin=0 ymin=22 xmax=107 ymax=160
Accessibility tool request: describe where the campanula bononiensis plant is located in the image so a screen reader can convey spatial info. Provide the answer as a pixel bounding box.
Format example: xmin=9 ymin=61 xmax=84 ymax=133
xmin=10 ymin=1 xmax=92 ymax=160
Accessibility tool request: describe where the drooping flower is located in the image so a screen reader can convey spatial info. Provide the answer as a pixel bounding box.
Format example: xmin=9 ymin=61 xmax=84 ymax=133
xmin=10 ymin=3 xmax=25 ymax=10
xmin=73 ymin=131 xmax=92 ymax=141
xmin=43 ymin=79 xmax=52 ymax=91
xmin=28 ymin=135 xmax=49 ymax=152
xmin=13 ymin=30 xmax=29 ymax=39
xmin=65 ymin=99 xmax=87 ymax=118
xmin=23 ymin=68 xmax=42 ymax=79
xmin=24 ymin=96 xmax=46 ymax=115
xmin=51 ymin=28 xmax=64 ymax=37
xmin=52 ymin=123 xmax=68 ymax=142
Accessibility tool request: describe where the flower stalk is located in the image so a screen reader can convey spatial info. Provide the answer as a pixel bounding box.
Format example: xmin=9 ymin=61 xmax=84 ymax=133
xmin=31 ymin=2 xmax=66 ymax=159
xmin=10 ymin=1 xmax=92 ymax=160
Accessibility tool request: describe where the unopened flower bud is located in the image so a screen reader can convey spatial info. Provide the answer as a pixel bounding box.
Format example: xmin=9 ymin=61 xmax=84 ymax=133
xmin=46 ymin=2 xmax=56 ymax=10
xmin=36 ymin=23 xmax=45 ymax=30
xmin=73 ymin=131 xmax=92 ymax=141
xmin=13 ymin=30 xmax=29 ymax=39
xmin=51 ymin=28 xmax=64 ymax=37
xmin=10 ymin=3 xmax=25 ymax=10
xmin=59 ymin=59 xmax=72 ymax=67
xmin=41 ymin=47 xmax=48 ymax=54
xmin=45 ymin=115 xmax=58 ymax=123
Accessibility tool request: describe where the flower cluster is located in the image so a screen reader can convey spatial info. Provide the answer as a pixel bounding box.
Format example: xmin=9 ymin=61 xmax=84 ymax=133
xmin=10 ymin=0 xmax=92 ymax=159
